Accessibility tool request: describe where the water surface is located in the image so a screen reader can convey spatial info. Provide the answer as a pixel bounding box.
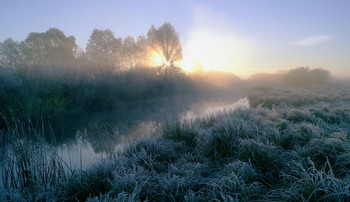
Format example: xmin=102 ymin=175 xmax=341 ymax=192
xmin=49 ymin=96 xmax=249 ymax=169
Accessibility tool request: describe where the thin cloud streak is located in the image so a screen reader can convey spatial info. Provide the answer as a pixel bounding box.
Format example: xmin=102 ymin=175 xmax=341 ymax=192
xmin=294 ymin=35 xmax=334 ymax=46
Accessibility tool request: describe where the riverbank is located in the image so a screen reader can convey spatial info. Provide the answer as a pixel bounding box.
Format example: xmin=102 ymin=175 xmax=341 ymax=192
xmin=0 ymin=66 xmax=193 ymax=124
xmin=1 ymin=83 xmax=350 ymax=201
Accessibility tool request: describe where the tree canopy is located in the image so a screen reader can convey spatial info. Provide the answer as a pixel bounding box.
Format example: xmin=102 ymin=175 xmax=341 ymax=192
xmin=147 ymin=23 xmax=182 ymax=67
xmin=0 ymin=38 xmax=24 ymax=69
xmin=22 ymin=28 xmax=77 ymax=66
xmin=86 ymin=29 xmax=122 ymax=67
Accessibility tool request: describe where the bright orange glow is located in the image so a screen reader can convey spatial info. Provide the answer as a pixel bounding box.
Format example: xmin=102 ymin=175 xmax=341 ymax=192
xmin=150 ymin=51 xmax=166 ymax=67
xmin=149 ymin=51 xmax=173 ymax=68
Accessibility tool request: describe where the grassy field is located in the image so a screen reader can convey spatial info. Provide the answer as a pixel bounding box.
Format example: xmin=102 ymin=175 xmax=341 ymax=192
xmin=1 ymin=82 xmax=350 ymax=201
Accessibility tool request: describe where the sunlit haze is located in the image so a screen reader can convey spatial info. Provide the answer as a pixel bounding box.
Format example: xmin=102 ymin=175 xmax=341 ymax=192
xmin=1 ymin=0 xmax=350 ymax=78
xmin=2 ymin=1 xmax=350 ymax=200
xmin=180 ymin=28 xmax=255 ymax=76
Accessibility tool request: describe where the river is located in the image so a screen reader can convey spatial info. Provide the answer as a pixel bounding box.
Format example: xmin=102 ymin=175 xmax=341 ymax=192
xmin=46 ymin=95 xmax=249 ymax=169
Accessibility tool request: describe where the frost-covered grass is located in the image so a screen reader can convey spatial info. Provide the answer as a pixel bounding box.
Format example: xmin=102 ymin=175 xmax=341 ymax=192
xmin=0 ymin=118 xmax=70 ymax=201
xmin=1 ymin=83 xmax=350 ymax=201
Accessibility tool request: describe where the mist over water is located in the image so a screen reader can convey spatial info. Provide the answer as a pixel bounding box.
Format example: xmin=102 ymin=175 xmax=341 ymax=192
xmin=51 ymin=96 xmax=248 ymax=169
xmin=182 ymin=97 xmax=249 ymax=121
xmin=1 ymin=11 xmax=348 ymax=200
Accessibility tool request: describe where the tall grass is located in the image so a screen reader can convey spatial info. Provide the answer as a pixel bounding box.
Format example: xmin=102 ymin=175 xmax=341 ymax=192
xmin=0 ymin=65 xmax=193 ymax=125
xmin=0 ymin=118 xmax=71 ymax=201
xmin=1 ymin=83 xmax=350 ymax=201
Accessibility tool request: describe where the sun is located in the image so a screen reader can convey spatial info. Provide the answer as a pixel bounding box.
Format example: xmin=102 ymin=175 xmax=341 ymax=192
xmin=150 ymin=51 xmax=165 ymax=67
xmin=148 ymin=28 xmax=255 ymax=76
xmin=178 ymin=28 xmax=255 ymax=75
xmin=149 ymin=51 xmax=172 ymax=67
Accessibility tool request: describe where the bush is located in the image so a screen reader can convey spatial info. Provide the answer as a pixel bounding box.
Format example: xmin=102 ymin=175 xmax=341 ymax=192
xmin=282 ymin=67 xmax=330 ymax=86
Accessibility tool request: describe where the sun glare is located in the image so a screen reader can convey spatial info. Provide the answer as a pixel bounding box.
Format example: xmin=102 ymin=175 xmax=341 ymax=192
xmin=148 ymin=29 xmax=255 ymax=77
xmin=150 ymin=51 xmax=166 ymax=67
xmin=150 ymin=51 xmax=173 ymax=67
xmin=178 ymin=29 xmax=255 ymax=76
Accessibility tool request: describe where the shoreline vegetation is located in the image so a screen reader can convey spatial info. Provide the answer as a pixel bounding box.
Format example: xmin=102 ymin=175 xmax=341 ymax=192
xmin=1 ymin=25 xmax=350 ymax=201
xmin=0 ymin=24 xmax=336 ymax=124
xmin=1 ymin=81 xmax=350 ymax=201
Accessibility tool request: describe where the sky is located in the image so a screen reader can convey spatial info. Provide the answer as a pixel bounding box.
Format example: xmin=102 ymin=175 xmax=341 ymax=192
xmin=1 ymin=0 xmax=349 ymax=78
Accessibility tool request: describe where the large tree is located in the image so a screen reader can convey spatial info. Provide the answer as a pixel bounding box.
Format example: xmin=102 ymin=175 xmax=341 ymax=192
xmin=147 ymin=23 xmax=182 ymax=67
xmin=85 ymin=29 xmax=122 ymax=67
xmin=22 ymin=28 xmax=77 ymax=66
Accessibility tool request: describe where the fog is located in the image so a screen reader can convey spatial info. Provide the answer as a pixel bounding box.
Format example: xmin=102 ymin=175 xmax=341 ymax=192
xmin=1 ymin=23 xmax=349 ymax=201
xmin=0 ymin=24 xmax=337 ymax=162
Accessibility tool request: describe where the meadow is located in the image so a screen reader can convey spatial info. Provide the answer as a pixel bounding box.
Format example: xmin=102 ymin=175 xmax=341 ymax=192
xmin=1 ymin=77 xmax=350 ymax=201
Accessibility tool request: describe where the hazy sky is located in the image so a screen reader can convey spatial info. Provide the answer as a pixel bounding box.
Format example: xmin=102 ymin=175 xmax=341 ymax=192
xmin=1 ymin=0 xmax=349 ymax=77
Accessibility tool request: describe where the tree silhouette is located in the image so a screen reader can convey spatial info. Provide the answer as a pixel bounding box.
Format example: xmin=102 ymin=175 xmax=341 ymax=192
xmin=121 ymin=36 xmax=138 ymax=68
xmin=86 ymin=29 xmax=122 ymax=68
xmin=147 ymin=23 xmax=182 ymax=67
xmin=0 ymin=38 xmax=24 ymax=69
xmin=22 ymin=28 xmax=77 ymax=66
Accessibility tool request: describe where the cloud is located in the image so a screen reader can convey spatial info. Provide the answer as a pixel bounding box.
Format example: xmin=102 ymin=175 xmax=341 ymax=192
xmin=294 ymin=35 xmax=334 ymax=46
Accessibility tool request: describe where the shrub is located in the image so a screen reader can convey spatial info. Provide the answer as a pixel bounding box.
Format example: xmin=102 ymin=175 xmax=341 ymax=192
xmin=282 ymin=67 xmax=330 ymax=86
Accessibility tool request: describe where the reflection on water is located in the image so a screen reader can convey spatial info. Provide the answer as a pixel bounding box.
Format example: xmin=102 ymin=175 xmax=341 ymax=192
xmin=182 ymin=98 xmax=249 ymax=121
xmin=56 ymin=120 xmax=162 ymax=169
xmin=52 ymin=96 xmax=249 ymax=169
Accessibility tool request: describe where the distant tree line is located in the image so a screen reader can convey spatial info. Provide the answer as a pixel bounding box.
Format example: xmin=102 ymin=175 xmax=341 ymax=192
xmin=0 ymin=23 xmax=182 ymax=72
xmin=282 ymin=67 xmax=330 ymax=86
